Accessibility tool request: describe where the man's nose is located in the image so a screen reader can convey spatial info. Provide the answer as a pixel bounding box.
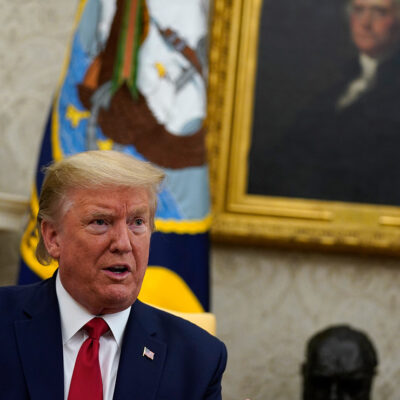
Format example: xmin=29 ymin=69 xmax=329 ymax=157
xmin=359 ymin=8 xmax=374 ymax=26
xmin=110 ymin=222 xmax=133 ymax=253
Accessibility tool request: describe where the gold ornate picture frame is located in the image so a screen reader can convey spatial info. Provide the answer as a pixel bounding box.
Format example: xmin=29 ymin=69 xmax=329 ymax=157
xmin=207 ymin=0 xmax=400 ymax=255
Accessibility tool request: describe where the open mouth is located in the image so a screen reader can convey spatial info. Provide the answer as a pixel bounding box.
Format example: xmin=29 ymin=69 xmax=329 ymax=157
xmin=105 ymin=266 xmax=129 ymax=274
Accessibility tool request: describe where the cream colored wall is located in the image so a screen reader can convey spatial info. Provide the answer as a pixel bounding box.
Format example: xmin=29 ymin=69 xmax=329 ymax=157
xmin=0 ymin=1 xmax=399 ymax=399
xmin=0 ymin=0 xmax=79 ymax=197
xmin=212 ymin=245 xmax=400 ymax=399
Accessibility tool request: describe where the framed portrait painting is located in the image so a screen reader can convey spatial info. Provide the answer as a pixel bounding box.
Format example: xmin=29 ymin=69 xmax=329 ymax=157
xmin=207 ymin=0 xmax=400 ymax=254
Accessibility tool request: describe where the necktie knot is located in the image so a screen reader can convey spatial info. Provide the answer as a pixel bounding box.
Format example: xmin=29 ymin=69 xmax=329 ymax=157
xmin=84 ymin=317 xmax=109 ymax=340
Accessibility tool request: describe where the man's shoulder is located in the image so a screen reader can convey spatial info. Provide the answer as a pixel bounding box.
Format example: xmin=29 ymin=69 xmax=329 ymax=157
xmin=134 ymin=301 xmax=227 ymax=382
xmin=128 ymin=302 xmax=227 ymax=398
xmin=0 ymin=279 xmax=52 ymax=320
xmin=0 ymin=281 xmax=39 ymax=303
xmin=135 ymin=301 xmax=226 ymax=351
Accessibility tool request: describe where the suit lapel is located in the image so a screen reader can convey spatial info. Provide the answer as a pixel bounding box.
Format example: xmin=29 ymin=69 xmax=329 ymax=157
xmin=14 ymin=277 xmax=64 ymax=400
xmin=113 ymin=300 xmax=167 ymax=400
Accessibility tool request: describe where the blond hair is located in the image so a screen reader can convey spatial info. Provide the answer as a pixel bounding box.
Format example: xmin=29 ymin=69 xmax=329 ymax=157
xmin=36 ymin=150 xmax=165 ymax=265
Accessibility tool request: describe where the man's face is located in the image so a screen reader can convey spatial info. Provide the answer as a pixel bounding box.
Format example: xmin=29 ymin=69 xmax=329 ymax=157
xmin=350 ymin=0 xmax=400 ymax=58
xmin=42 ymin=186 xmax=152 ymax=314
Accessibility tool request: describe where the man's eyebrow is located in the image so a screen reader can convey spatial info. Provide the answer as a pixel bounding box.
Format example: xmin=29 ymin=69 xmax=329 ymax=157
xmin=353 ymin=4 xmax=391 ymax=10
xmin=86 ymin=207 xmax=150 ymax=218
xmin=87 ymin=210 xmax=115 ymax=219
xmin=130 ymin=206 xmax=149 ymax=215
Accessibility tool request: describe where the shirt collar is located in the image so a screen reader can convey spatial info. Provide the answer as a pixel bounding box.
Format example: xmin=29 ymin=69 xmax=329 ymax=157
xmin=56 ymin=273 xmax=131 ymax=347
xmin=359 ymin=53 xmax=378 ymax=81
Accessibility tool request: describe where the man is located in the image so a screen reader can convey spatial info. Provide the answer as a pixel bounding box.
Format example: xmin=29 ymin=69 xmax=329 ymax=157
xmin=302 ymin=325 xmax=378 ymax=400
xmin=251 ymin=0 xmax=400 ymax=205
xmin=0 ymin=150 xmax=227 ymax=399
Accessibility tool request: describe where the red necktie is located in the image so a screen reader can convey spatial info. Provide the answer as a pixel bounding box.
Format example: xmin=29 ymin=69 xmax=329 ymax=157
xmin=68 ymin=317 xmax=110 ymax=400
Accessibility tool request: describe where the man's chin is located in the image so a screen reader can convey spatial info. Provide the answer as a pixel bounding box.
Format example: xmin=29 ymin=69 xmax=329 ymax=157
xmin=95 ymin=287 xmax=138 ymax=314
xmin=354 ymin=39 xmax=387 ymax=58
xmin=359 ymin=47 xmax=383 ymax=58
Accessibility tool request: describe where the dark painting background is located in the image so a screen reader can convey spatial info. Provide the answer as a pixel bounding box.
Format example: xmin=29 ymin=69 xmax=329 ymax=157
xmin=248 ymin=0 xmax=356 ymax=195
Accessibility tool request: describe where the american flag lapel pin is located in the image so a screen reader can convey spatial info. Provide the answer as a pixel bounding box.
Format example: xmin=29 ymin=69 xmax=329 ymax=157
xmin=143 ymin=346 xmax=155 ymax=360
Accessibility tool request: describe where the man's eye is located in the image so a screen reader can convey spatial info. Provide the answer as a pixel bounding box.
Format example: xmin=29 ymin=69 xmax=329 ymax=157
xmin=374 ymin=8 xmax=389 ymax=17
xmin=128 ymin=217 xmax=147 ymax=232
xmin=93 ymin=219 xmax=106 ymax=225
xmin=352 ymin=5 xmax=364 ymax=15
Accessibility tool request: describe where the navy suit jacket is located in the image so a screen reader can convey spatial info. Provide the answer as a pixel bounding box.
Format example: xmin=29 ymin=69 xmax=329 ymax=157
xmin=0 ymin=276 xmax=227 ymax=399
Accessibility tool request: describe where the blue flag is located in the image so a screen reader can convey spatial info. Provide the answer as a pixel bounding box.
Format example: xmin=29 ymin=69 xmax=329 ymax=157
xmin=19 ymin=0 xmax=211 ymax=311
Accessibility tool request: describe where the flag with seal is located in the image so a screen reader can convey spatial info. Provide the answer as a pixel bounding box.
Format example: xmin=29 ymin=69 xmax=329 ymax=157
xmin=19 ymin=0 xmax=212 ymax=312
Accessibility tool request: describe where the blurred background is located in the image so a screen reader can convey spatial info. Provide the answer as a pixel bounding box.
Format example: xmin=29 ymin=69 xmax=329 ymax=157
xmin=0 ymin=1 xmax=399 ymax=399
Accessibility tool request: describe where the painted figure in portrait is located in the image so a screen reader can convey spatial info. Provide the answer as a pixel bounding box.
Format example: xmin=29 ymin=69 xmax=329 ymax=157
xmin=248 ymin=0 xmax=400 ymax=206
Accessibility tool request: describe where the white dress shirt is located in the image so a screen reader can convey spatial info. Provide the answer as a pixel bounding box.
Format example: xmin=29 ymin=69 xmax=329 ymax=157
xmin=336 ymin=53 xmax=379 ymax=109
xmin=56 ymin=274 xmax=131 ymax=400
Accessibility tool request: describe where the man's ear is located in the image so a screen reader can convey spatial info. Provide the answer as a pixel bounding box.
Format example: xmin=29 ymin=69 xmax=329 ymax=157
xmin=41 ymin=220 xmax=61 ymax=260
